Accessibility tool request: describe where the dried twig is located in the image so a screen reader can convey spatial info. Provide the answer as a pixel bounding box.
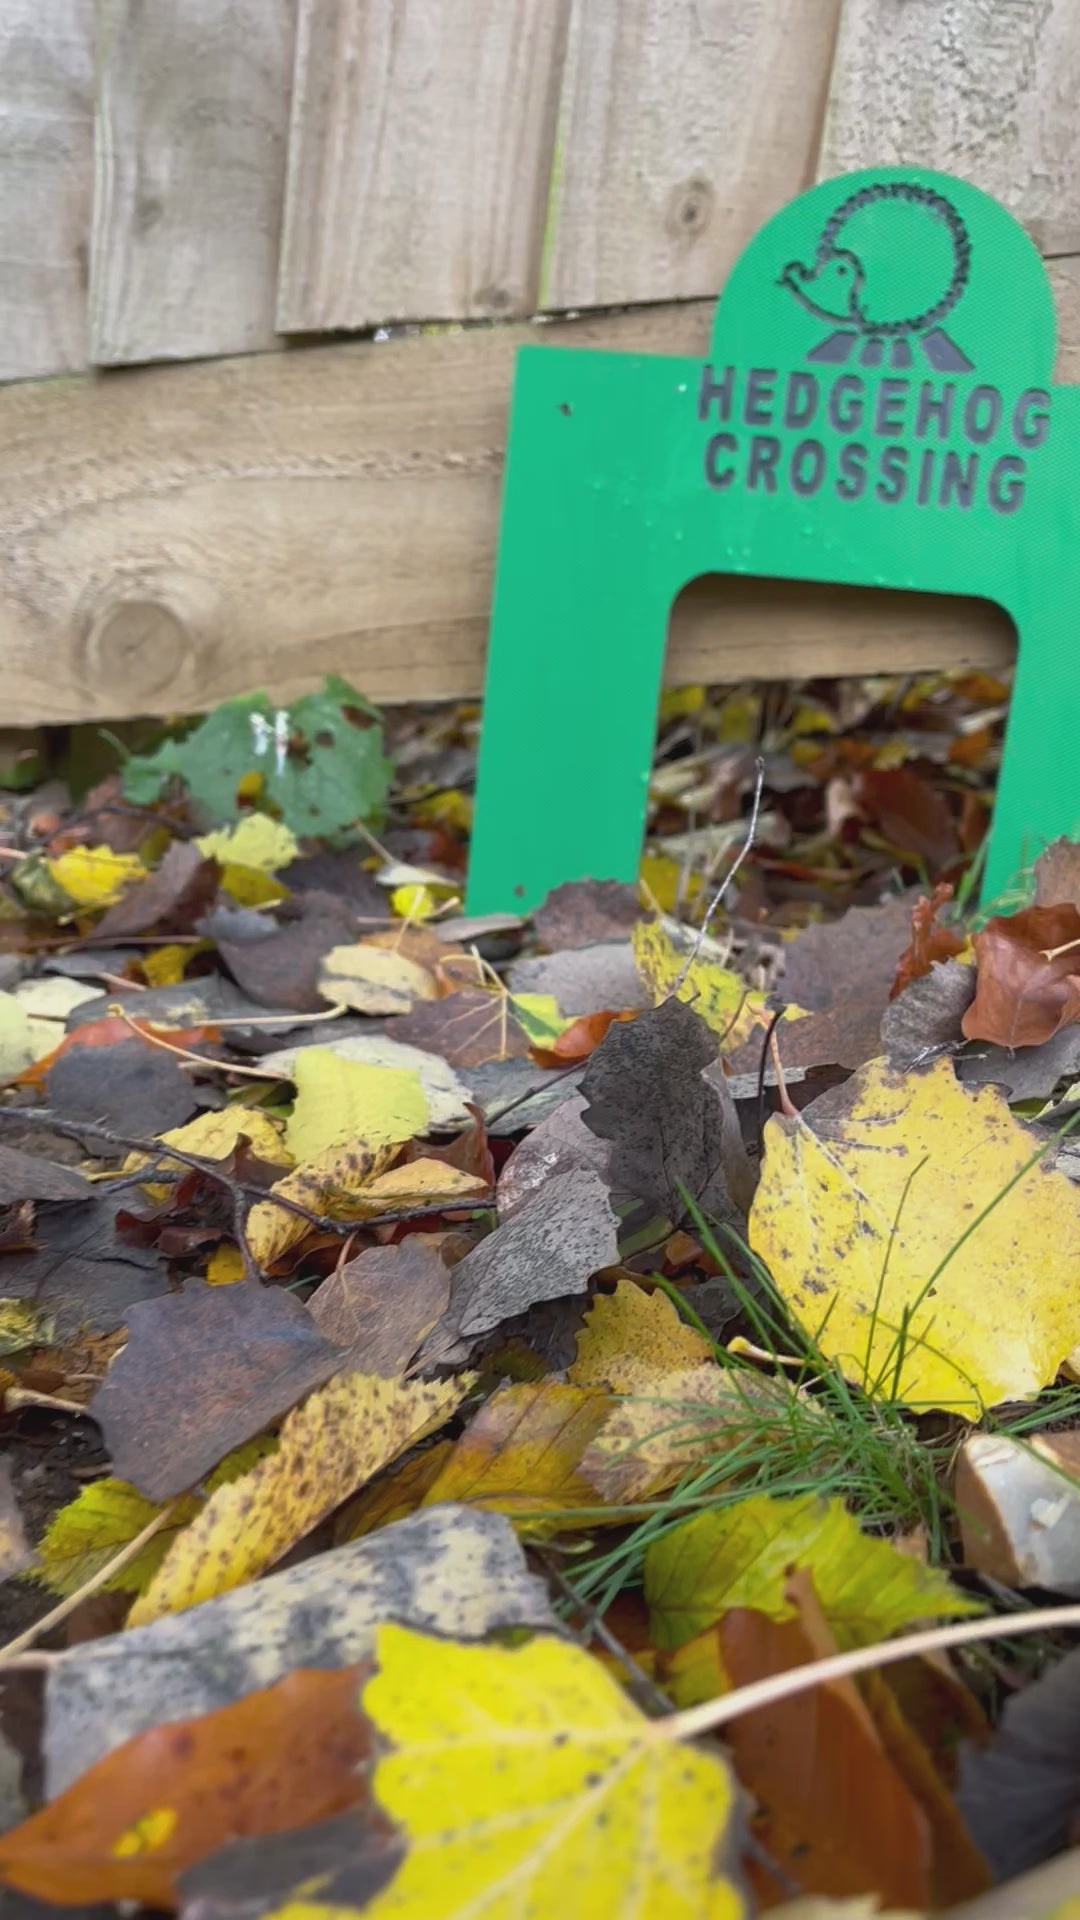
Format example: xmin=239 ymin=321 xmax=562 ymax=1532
xmin=0 ymin=1500 xmax=178 ymax=1663
xmin=668 ymin=756 xmax=766 ymax=1001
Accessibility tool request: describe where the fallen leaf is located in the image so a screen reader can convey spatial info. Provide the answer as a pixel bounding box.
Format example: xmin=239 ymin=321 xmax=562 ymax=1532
xmin=779 ymin=898 xmax=915 ymax=1013
xmin=508 ymin=943 xmax=648 ymax=1017
xmin=46 ymin=1039 xmax=199 ymax=1136
xmin=644 ymin=1493 xmax=977 ymax=1653
xmin=46 ymin=846 xmax=147 ymax=910
xmin=0 ymin=1145 xmax=89 ymax=1205
xmin=0 ymin=1459 xmax=31 ymax=1580
xmin=957 ymin=1642 xmax=1080 ymax=1881
xmin=581 ymin=997 xmax=756 ymax=1228
xmin=495 ymin=1092 xmax=612 ymax=1221
xmin=335 ymin=1443 xmax=456 ymax=1542
xmin=0 ymin=1668 xmax=373 ymax=1909
xmin=533 ymin=879 xmax=642 ymax=951
xmin=569 ymin=1278 xmax=713 ymax=1391
xmin=94 ymin=841 xmax=219 ymax=939
xmin=856 ymin=768 xmax=960 ymax=871
xmin=127 ymin=1372 xmax=468 ymax=1625
xmin=633 ymin=916 xmax=770 ymax=1047
xmin=748 ymin=1055 xmax=1080 ymax=1411
xmin=539 ymin=1008 xmax=639 ymax=1064
xmin=880 ymin=961 xmax=975 ymax=1072
xmin=347 ymin=1623 xmax=741 ymax=1920
xmin=727 ymin=1000 xmax=886 ymax=1079
xmin=132 ymin=1107 xmax=292 ymax=1183
xmin=218 ymin=892 xmax=361 ymax=1012
xmin=196 ymin=817 xmax=299 ymax=873
xmin=1035 ymin=838 xmax=1080 ymax=908
xmin=257 ymin=1033 xmax=472 ymax=1130
xmin=962 ymin=905 xmax=1080 ymax=1047
xmin=420 ymin=1381 xmax=613 ymax=1527
xmin=246 ymin=1143 xmax=397 ymax=1267
xmin=0 ymin=1190 xmax=169 ymax=1339
xmin=45 ymin=1506 xmax=556 ymax=1799
xmin=35 ymin=1444 xmax=276 ymax=1597
xmin=308 ymin=1236 xmax=456 ymax=1375
xmin=418 ymin=1168 xmax=618 ymax=1362
xmin=90 ymin=1281 xmax=345 ymax=1501
xmin=318 ymin=944 xmax=438 ymax=1015
xmin=395 ymin=988 xmax=534 ymax=1068
xmin=284 ymin=1047 xmax=428 ymax=1161
xmin=582 ymin=1366 xmax=812 ymax=1504
xmin=342 ymin=1158 xmax=488 ymax=1215
xmin=890 ymin=885 xmax=967 ymax=998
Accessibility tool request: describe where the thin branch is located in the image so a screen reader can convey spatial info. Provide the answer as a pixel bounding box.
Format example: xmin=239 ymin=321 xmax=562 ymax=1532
xmin=656 ymin=1602 xmax=1080 ymax=1746
xmin=668 ymin=757 xmax=766 ymax=1000
xmin=0 ymin=1500 xmax=178 ymax=1663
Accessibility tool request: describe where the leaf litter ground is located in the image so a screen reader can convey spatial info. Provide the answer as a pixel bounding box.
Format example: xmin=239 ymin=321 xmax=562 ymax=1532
xmin=3 ymin=668 xmax=1080 ymax=1914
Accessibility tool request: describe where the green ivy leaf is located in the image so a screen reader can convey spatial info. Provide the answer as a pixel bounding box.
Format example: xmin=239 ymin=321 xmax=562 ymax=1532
xmin=121 ymin=677 xmax=392 ymax=845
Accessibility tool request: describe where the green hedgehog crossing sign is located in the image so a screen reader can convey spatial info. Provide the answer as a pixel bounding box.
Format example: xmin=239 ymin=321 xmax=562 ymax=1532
xmin=467 ymin=168 xmax=1075 ymax=915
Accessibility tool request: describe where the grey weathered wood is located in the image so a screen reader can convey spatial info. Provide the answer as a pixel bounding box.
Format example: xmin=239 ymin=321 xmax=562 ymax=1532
xmin=540 ymin=0 xmax=843 ymax=310
xmin=0 ymin=283 xmax=1055 ymax=728
xmin=0 ymin=1 xmax=94 ymax=381
xmin=276 ymin=0 xmax=569 ymax=332
xmin=823 ymin=0 xmax=1080 ymax=255
xmin=88 ymin=0 xmax=297 ymax=366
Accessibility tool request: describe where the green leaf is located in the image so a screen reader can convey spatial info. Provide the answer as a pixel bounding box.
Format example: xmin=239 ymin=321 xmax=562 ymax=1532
xmin=121 ymin=677 xmax=392 ymax=844
xmin=644 ymin=1492 xmax=979 ymax=1652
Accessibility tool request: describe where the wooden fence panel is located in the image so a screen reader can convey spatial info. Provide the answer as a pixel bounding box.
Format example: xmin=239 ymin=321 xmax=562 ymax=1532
xmin=88 ymin=0 xmax=297 ymax=366
xmin=0 ymin=1 xmax=93 ymax=382
xmin=540 ymin=0 xmax=842 ymax=311
xmin=822 ymin=0 xmax=1080 ymax=256
xmin=276 ymin=0 xmax=569 ymax=332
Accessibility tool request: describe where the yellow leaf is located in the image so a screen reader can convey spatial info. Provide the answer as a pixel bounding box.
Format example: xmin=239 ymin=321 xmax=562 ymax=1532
xmin=330 ymin=1624 xmax=742 ymax=1920
xmin=570 ymin=1279 xmax=713 ymax=1392
xmin=141 ymin=943 xmax=198 ymax=988
xmin=351 ymin=1158 xmax=489 ymax=1213
xmin=644 ymin=1493 xmax=977 ymax=1654
xmin=334 ymin=1441 xmax=455 ymax=1541
xmin=284 ymin=1047 xmax=428 ymax=1163
xmin=638 ymin=854 xmax=701 ymax=914
xmin=0 ymin=1300 xmax=53 ymax=1355
xmin=421 ymin=1381 xmax=614 ymax=1529
xmin=318 ymin=944 xmax=438 ymax=1015
xmin=36 ymin=1443 xmax=276 ymax=1598
xmin=749 ymin=1054 xmax=1080 ymax=1412
xmin=46 ymin=846 xmax=147 ymax=909
xmin=205 ymin=1245 xmax=245 ymax=1285
xmin=196 ymin=816 xmax=299 ymax=873
xmin=247 ymin=1141 xmax=397 ymax=1266
xmin=217 ymin=864 xmax=289 ymax=908
xmin=411 ymin=789 xmax=473 ymax=835
xmin=391 ymin=883 xmax=440 ymax=921
xmin=658 ymin=684 xmax=706 ymax=720
xmin=509 ymin=992 xmax=572 ymax=1049
xmin=633 ymin=917 xmax=769 ymax=1049
xmin=128 ymin=1373 xmax=468 ymax=1626
xmin=124 ymin=1107 xmax=292 ymax=1196
xmin=581 ymin=1365 xmax=806 ymax=1505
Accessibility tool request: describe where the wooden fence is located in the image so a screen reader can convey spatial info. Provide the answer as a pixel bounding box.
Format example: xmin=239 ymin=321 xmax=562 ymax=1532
xmin=1 ymin=0 xmax=1076 ymax=723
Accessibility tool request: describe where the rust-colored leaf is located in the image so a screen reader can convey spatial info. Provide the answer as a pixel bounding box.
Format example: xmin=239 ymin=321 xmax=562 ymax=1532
xmin=962 ymin=904 xmax=1080 ymax=1047
xmin=0 ymin=1663 xmax=373 ymax=1909
xmin=532 ymin=1008 xmax=638 ymax=1067
xmin=890 ymin=883 xmax=966 ymax=998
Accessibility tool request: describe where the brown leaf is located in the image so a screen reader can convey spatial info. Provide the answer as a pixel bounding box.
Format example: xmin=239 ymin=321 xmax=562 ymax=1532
xmin=0 ymin=1458 xmax=32 ymax=1580
xmin=963 ymin=904 xmax=1080 ymax=1048
xmin=394 ymin=989 xmax=533 ymax=1068
xmin=496 ymin=1093 xmax=612 ymax=1221
xmin=890 ymin=884 xmax=967 ymax=998
xmin=0 ymin=1190 xmax=168 ymax=1340
xmin=533 ymin=879 xmax=642 ymax=951
xmin=857 ymin=767 xmax=960 ymax=871
xmin=46 ymin=1039 xmax=199 ymax=1136
xmin=218 ymin=893 xmax=359 ymax=1012
xmin=779 ymin=896 xmax=915 ymax=1014
xmin=1035 ymin=838 xmax=1080 ymax=909
xmin=0 ymin=1145 xmax=90 ymax=1206
xmin=307 ymin=1237 xmax=454 ymax=1377
xmin=90 ymin=1279 xmax=345 ymax=1501
xmin=0 ymin=1663 xmax=374 ymax=1908
xmin=96 ymin=841 xmax=220 ymax=940
xmin=727 ymin=1000 xmax=885 ymax=1078
xmin=405 ymin=1107 xmax=495 ymax=1187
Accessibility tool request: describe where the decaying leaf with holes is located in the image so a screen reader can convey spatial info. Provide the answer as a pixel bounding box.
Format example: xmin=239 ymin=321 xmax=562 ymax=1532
xmin=127 ymin=1374 xmax=469 ymax=1625
xmin=749 ymin=1055 xmax=1080 ymax=1412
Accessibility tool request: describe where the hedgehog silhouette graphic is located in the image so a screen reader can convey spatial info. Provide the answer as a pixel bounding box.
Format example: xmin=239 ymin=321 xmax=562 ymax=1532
xmin=779 ymin=182 xmax=973 ymax=372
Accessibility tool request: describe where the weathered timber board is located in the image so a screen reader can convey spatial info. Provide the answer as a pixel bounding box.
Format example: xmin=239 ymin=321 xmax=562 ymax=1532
xmin=10 ymin=280 xmax=1079 ymax=726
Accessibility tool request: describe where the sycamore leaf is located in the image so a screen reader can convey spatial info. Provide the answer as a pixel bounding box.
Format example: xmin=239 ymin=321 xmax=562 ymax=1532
xmin=569 ymin=1279 xmax=713 ymax=1391
xmin=318 ymin=944 xmax=438 ymax=1015
xmin=749 ymin=1054 xmax=1080 ymax=1412
xmin=633 ymin=916 xmax=770 ymax=1048
xmin=0 ymin=1664 xmax=372 ymax=1909
xmin=195 ymin=816 xmax=299 ymax=873
xmin=582 ymin=1367 xmax=812 ymax=1505
xmin=35 ymin=1443 xmax=277 ymax=1597
xmin=339 ymin=1623 xmax=742 ymax=1920
xmin=284 ymin=1047 xmax=428 ymax=1163
xmin=420 ymin=1382 xmax=614 ymax=1529
xmin=46 ymin=845 xmax=147 ymax=909
xmin=127 ymin=1373 xmax=468 ymax=1625
xmin=246 ymin=1142 xmax=399 ymax=1266
xmin=644 ymin=1493 xmax=977 ymax=1654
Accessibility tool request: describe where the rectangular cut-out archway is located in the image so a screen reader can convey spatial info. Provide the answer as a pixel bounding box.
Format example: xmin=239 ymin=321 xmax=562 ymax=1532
xmin=467 ymin=167 xmax=1079 ymax=913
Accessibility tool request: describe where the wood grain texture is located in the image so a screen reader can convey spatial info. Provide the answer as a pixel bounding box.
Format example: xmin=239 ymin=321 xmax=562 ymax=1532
xmin=0 ymin=280 xmax=1052 ymax=727
xmin=88 ymin=0 xmax=296 ymax=366
xmin=822 ymin=0 xmax=1080 ymax=255
xmin=540 ymin=0 xmax=843 ymax=310
xmin=0 ymin=1 xmax=93 ymax=381
xmin=276 ymin=0 xmax=569 ymax=332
